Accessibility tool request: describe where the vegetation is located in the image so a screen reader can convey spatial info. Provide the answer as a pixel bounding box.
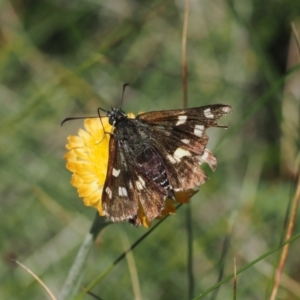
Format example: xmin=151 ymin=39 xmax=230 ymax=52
xmin=1 ymin=0 xmax=300 ymax=299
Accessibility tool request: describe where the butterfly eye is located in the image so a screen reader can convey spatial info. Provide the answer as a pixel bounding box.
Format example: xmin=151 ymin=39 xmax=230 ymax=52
xmin=108 ymin=116 xmax=115 ymax=125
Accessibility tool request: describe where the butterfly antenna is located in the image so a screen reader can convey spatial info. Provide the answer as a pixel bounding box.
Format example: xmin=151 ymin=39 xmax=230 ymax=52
xmin=97 ymin=107 xmax=112 ymax=142
xmin=120 ymin=83 xmax=130 ymax=108
xmin=61 ymin=116 xmax=90 ymax=126
xmin=61 ymin=108 xmax=108 ymax=127
xmin=97 ymin=107 xmax=107 ymax=129
xmin=97 ymin=107 xmax=107 ymax=117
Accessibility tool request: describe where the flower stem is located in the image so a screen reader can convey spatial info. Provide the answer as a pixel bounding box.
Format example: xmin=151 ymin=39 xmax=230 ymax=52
xmin=59 ymin=213 xmax=110 ymax=300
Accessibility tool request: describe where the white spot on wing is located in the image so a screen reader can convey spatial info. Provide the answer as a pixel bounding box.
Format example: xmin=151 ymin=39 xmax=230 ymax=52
xmin=200 ymin=149 xmax=209 ymax=161
xmin=167 ymin=154 xmax=177 ymax=164
xmin=198 ymin=148 xmax=217 ymax=171
xmin=105 ymin=187 xmax=112 ymax=199
xmin=204 ymin=108 xmax=214 ymax=119
xmin=138 ymin=176 xmax=145 ymax=186
xmin=112 ymin=168 xmax=120 ymax=177
xmin=136 ymin=181 xmax=143 ymax=190
xmin=136 ymin=176 xmax=145 ymax=190
xmin=194 ymin=125 xmax=204 ymax=137
xmin=222 ymin=106 xmax=231 ymax=113
xmin=176 ymin=115 xmax=187 ymax=126
xmin=161 ymin=178 xmax=168 ymax=185
xmin=181 ymin=139 xmax=190 ymax=144
xmin=174 ymin=147 xmax=191 ymax=159
xmin=118 ymin=186 xmax=128 ymax=197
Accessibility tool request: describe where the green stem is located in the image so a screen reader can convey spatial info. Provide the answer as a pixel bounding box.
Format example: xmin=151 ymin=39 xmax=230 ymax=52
xmin=59 ymin=213 xmax=110 ymax=300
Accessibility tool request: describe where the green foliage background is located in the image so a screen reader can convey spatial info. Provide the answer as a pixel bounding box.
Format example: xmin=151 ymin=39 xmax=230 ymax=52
xmin=1 ymin=0 xmax=300 ymax=299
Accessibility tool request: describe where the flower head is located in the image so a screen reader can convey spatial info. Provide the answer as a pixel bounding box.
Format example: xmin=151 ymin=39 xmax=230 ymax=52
xmin=65 ymin=116 xmax=194 ymax=227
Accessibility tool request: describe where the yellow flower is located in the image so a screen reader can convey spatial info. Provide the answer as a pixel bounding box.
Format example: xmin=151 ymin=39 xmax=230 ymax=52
xmin=65 ymin=118 xmax=111 ymax=216
xmin=65 ymin=115 xmax=194 ymax=227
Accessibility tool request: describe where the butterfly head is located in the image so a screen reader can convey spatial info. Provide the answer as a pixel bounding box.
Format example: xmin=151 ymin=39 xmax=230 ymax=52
xmin=107 ymin=107 xmax=127 ymax=126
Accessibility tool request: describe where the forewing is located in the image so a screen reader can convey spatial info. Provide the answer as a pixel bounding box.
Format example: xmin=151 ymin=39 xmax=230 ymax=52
xmin=136 ymin=104 xmax=231 ymax=191
xmin=137 ymin=104 xmax=231 ymax=129
xmin=102 ymin=136 xmax=138 ymax=222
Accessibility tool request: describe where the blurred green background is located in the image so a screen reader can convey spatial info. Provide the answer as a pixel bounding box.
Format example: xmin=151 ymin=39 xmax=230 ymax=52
xmin=1 ymin=0 xmax=300 ymax=299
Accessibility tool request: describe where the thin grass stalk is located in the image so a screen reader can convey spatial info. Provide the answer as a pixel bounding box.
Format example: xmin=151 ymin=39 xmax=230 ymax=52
xmin=210 ymin=234 xmax=231 ymax=300
xmin=181 ymin=0 xmax=193 ymax=298
xmin=120 ymin=231 xmax=142 ymax=300
xmin=269 ymin=174 xmax=300 ymax=300
xmin=186 ymin=206 xmax=194 ymax=299
xmin=15 ymin=260 xmax=56 ymax=300
xmin=269 ymin=24 xmax=300 ymax=299
xmin=291 ymin=22 xmax=300 ymax=54
xmin=233 ymin=258 xmax=237 ymax=300
xmin=182 ymin=0 xmax=189 ymax=110
xmin=192 ymin=232 xmax=300 ymax=300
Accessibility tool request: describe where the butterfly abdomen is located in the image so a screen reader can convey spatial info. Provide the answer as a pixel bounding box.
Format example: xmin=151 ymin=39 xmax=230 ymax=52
xmin=135 ymin=146 xmax=171 ymax=192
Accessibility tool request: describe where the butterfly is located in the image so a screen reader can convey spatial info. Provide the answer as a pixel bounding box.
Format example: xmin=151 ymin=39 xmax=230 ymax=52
xmin=100 ymin=104 xmax=231 ymax=226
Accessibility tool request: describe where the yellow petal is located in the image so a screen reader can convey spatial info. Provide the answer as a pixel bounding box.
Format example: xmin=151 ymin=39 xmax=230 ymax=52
xmin=78 ymin=181 xmax=99 ymax=198
xmin=66 ymin=135 xmax=84 ymax=149
xmin=83 ymin=189 xmax=102 ymax=207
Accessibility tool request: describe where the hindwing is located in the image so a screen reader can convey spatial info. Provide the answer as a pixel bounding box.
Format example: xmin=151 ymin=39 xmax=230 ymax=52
xmin=102 ymin=136 xmax=168 ymax=224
